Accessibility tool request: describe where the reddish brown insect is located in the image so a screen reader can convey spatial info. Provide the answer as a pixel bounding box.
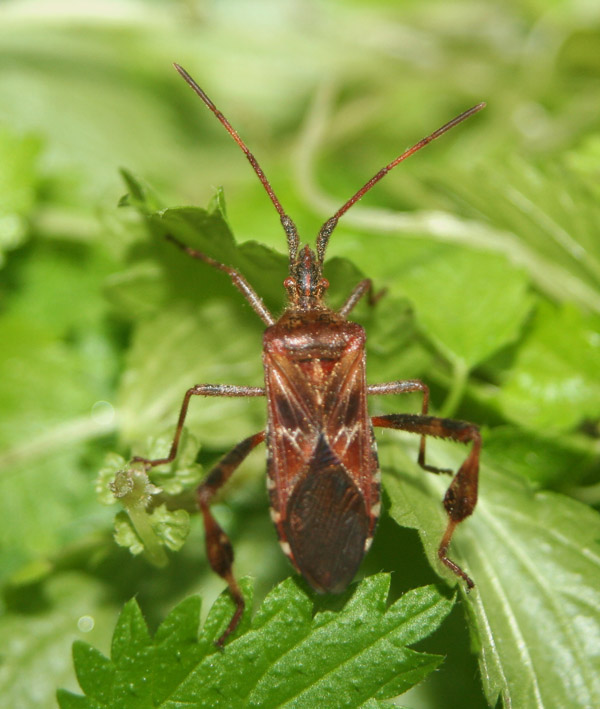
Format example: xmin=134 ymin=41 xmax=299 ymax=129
xmin=132 ymin=64 xmax=485 ymax=646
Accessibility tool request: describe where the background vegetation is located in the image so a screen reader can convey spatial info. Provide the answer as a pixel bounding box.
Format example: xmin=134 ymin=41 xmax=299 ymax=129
xmin=1 ymin=0 xmax=599 ymax=706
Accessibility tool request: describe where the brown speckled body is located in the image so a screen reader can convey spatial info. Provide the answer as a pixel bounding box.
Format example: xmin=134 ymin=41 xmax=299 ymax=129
xmin=263 ymin=310 xmax=380 ymax=592
xmin=132 ymin=65 xmax=483 ymax=645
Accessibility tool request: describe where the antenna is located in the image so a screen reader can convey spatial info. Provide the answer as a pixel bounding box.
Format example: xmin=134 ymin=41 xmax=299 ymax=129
xmin=174 ymin=64 xmax=299 ymax=264
xmin=315 ymin=102 xmax=486 ymax=264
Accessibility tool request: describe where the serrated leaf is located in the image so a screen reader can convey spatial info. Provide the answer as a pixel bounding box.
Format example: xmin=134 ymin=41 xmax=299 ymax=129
xmin=151 ymin=596 xmax=205 ymax=701
xmin=383 ymin=438 xmax=600 ymax=708
xmin=121 ymin=173 xmax=366 ymax=322
xmin=239 ymin=578 xmax=447 ymax=708
xmin=72 ymin=642 xmax=116 ymax=702
xmin=201 ymin=576 xmax=255 ymax=646
xmin=152 ymin=205 xmax=239 ymax=270
xmin=154 ymin=210 xmax=290 ymax=317
xmin=60 ymin=575 xmax=452 ymax=708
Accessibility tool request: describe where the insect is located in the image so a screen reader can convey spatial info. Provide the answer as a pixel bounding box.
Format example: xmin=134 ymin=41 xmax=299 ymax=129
xmin=132 ymin=64 xmax=485 ymax=646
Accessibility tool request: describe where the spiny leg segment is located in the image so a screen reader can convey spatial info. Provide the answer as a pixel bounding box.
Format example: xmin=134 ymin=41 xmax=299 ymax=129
xmin=337 ymin=278 xmax=386 ymax=317
xmin=371 ymin=412 xmax=480 ymax=588
xmin=198 ymin=430 xmax=266 ymax=646
xmin=132 ymin=384 xmax=264 ymax=469
xmin=165 ymin=234 xmax=275 ymax=326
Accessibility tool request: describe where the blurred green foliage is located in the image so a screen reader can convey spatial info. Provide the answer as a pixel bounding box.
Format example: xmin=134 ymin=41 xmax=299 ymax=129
xmin=1 ymin=1 xmax=599 ymax=707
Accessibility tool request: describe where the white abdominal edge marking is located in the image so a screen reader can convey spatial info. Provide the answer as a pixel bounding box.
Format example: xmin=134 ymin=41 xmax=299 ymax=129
xmin=270 ymin=508 xmax=281 ymax=524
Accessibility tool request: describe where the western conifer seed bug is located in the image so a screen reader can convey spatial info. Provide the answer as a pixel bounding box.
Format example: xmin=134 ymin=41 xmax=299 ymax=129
xmin=132 ymin=64 xmax=485 ymax=646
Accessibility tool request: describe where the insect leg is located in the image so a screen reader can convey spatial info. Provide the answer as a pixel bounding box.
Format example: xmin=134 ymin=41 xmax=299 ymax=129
xmin=367 ymin=380 xmax=451 ymax=474
xmin=372 ymin=413 xmax=480 ymax=589
xmin=132 ymin=384 xmax=264 ymax=468
xmin=198 ymin=430 xmax=266 ymax=646
xmin=338 ymin=278 xmax=386 ymax=317
xmin=165 ymin=234 xmax=275 ymax=326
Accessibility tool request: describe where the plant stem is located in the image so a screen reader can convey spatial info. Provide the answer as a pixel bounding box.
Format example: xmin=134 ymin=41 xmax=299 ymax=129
xmin=440 ymin=358 xmax=469 ymax=418
xmin=127 ymin=504 xmax=168 ymax=568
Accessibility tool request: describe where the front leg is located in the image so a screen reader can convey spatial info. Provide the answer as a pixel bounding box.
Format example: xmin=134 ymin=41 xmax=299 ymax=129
xmin=166 ymin=234 xmax=275 ymax=326
xmin=130 ymin=382 xmax=266 ymax=646
xmin=372 ymin=413 xmax=480 ymax=589
xmin=338 ymin=278 xmax=386 ymax=317
xmin=132 ymin=383 xmax=264 ymax=468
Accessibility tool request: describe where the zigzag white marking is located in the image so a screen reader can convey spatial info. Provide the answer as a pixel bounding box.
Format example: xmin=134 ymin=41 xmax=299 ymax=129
xmin=332 ymin=421 xmax=362 ymax=456
xmin=281 ymin=427 xmax=303 ymax=453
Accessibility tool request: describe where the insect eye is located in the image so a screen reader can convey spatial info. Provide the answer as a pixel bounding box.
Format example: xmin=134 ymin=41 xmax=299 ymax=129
xmin=320 ymin=278 xmax=330 ymax=290
xmin=283 ymin=277 xmax=296 ymax=290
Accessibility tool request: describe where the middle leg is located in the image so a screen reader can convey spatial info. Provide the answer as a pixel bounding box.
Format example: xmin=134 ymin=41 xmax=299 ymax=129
xmin=368 ymin=380 xmax=451 ymax=474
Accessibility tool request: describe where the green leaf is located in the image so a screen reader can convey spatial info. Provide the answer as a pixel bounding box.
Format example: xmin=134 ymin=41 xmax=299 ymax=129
xmin=324 ymin=233 xmax=532 ymax=377
xmin=149 ymin=194 xmax=290 ymax=313
xmin=482 ymin=425 xmax=597 ymax=489
xmin=72 ymin=642 xmax=116 ymax=703
xmin=147 ymin=505 xmax=190 ymax=551
xmin=110 ymin=176 xmax=270 ymax=448
xmin=113 ymin=511 xmax=146 ymax=556
xmin=60 ymin=576 xmax=452 ymax=707
xmin=55 ymin=692 xmax=97 ymax=709
xmin=383 ymin=438 xmax=600 ymax=708
xmin=428 ymin=158 xmax=600 ymax=314
xmin=200 ymin=576 xmax=255 ymax=646
xmin=497 ymin=302 xmax=600 ymax=431
xmin=393 ymin=246 xmax=533 ymax=369
xmin=116 ymin=300 xmax=265 ymax=447
xmin=152 ymin=205 xmax=239 ymax=270
xmin=118 ymin=168 xmax=163 ymax=213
